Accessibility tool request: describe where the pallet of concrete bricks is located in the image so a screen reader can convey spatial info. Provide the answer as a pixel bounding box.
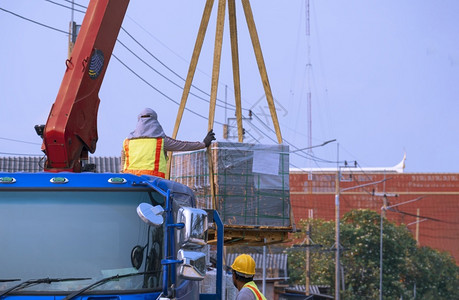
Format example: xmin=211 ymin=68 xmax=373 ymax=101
xmin=170 ymin=142 xmax=290 ymax=227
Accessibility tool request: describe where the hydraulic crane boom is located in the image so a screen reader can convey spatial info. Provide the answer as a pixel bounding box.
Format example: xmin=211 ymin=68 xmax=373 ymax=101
xmin=42 ymin=0 xmax=130 ymax=172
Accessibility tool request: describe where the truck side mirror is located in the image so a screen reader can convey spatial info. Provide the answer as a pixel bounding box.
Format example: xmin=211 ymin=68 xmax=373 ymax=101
xmin=137 ymin=203 xmax=165 ymax=226
xmin=177 ymin=249 xmax=206 ymax=281
xmin=176 ymin=207 xmax=208 ymax=249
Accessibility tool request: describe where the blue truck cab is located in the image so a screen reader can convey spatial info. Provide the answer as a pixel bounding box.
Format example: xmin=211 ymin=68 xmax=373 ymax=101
xmin=0 ymin=172 xmax=223 ymax=300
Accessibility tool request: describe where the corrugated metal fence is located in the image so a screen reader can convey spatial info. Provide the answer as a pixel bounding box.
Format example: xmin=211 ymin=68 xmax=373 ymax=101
xmin=0 ymin=156 xmax=121 ymax=173
xmin=226 ymin=252 xmax=288 ymax=279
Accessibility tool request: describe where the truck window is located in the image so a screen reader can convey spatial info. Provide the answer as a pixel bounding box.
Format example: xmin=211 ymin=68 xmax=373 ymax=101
xmin=0 ymin=190 xmax=163 ymax=293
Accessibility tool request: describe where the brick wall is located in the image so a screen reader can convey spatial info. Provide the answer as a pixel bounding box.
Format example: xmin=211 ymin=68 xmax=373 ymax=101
xmin=290 ymin=172 xmax=459 ymax=264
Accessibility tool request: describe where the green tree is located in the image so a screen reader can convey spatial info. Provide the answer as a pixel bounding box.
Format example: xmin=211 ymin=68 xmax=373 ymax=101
xmin=288 ymin=209 xmax=459 ymax=300
xmin=288 ymin=218 xmax=335 ymax=285
xmin=408 ymin=246 xmax=459 ymax=299
xmin=341 ymin=209 xmax=416 ymax=299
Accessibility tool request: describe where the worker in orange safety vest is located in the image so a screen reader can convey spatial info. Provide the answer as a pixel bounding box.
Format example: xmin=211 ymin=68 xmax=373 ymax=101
xmin=121 ymin=108 xmax=215 ymax=177
xmin=231 ymin=254 xmax=267 ymax=300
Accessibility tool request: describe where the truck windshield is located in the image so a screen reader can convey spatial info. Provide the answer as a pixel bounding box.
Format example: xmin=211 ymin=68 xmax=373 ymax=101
xmin=0 ymin=190 xmax=164 ymax=293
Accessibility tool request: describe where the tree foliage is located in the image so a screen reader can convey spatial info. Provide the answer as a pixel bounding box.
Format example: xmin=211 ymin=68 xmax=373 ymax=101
xmin=287 ymin=209 xmax=459 ymax=299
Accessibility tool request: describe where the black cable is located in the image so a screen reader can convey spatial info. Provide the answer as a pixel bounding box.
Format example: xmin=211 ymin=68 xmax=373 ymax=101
xmin=115 ymin=38 xmax=231 ymax=111
xmin=250 ymin=111 xmax=341 ymax=164
xmin=0 ymin=7 xmax=68 ymax=34
xmin=60 ymin=0 xmax=87 ymax=10
xmin=44 ymin=0 xmax=243 ymax=112
xmin=241 ymin=129 xmax=260 ymax=143
xmin=120 ymin=27 xmax=240 ymax=110
xmin=112 ymin=53 xmax=225 ymax=127
xmin=0 ymin=137 xmax=41 ymax=145
xmin=2 ymin=2 xmax=339 ymax=171
xmin=388 ymin=207 xmax=444 ymax=223
xmin=355 ymin=162 xmax=375 ymax=182
xmin=1 ymin=6 xmax=226 ymax=127
xmin=342 ymin=165 xmax=377 ymax=197
xmin=0 ymin=152 xmax=43 ymax=156
xmin=417 ymin=233 xmax=459 ymax=240
xmin=38 ymin=155 xmax=46 ymax=169
xmin=293 ymin=150 xmax=342 ymax=164
xmin=44 ymin=0 xmax=85 ymax=14
xmin=42 ymin=0 xmax=323 ymax=159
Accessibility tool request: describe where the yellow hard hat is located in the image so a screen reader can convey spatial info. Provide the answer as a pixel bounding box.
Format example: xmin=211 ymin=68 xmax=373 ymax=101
xmin=231 ymin=254 xmax=256 ymax=277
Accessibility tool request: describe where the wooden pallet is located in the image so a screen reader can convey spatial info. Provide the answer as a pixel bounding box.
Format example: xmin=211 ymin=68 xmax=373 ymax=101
xmin=207 ymin=224 xmax=293 ymax=246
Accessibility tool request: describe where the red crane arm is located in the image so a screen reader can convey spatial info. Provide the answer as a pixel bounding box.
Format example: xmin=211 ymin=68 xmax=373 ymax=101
xmin=43 ymin=0 xmax=130 ymax=172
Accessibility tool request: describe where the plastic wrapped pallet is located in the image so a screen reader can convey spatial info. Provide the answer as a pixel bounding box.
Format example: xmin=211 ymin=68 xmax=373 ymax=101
xmin=171 ymin=142 xmax=290 ymax=227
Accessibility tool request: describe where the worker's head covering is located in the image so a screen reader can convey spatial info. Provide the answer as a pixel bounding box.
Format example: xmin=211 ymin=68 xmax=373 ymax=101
xmin=128 ymin=108 xmax=165 ymax=138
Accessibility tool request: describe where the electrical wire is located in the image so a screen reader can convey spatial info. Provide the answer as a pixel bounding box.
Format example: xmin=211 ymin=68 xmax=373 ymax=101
xmin=0 ymin=137 xmax=41 ymax=145
xmin=0 ymin=7 xmax=67 ymax=34
xmin=111 ymin=54 xmax=225 ymax=127
xmin=251 ymin=111 xmax=341 ymax=164
xmin=60 ymin=0 xmax=86 ymax=10
xmin=0 ymin=3 xmax=343 ymax=170
xmin=115 ymin=38 xmax=231 ymax=111
xmin=387 ymin=207 xmax=444 ymax=223
xmin=54 ymin=0 xmax=326 ymax=146
xmin=44 ymin=0 xmax=243 ymax=112
xmin=355 ymin=161 xmax=377 ymax=182
xmin=44 ymin=0 xmax=85 ymax=14
xmin=0 ymin=5 xmax=226 ymax=124
xmin=0 ymin=152 xmax=43 ymax=156
xmin=341 ymin=164 xmax=379 ymax=197
xmin=120 ymin=27 xmax=240 ymax=110
xmin=38 ymin=0 xmax=333 ymax=161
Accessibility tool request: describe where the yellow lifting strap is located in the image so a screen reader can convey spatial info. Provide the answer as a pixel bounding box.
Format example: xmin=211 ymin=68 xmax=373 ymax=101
xmin=166 ymin=0 xmax=283 ymax=212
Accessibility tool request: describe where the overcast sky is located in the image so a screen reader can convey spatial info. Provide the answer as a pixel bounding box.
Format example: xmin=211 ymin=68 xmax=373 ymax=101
xmin=0 ymin=0 xmax=458 ymax=172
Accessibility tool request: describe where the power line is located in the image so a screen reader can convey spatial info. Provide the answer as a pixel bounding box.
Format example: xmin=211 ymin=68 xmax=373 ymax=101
xmin=0 ymin=7 xmax=67 ymax=34
xmin=60 ymin=0 xmax=87 ymax=10
xmin=1 ymin=3 xmax=345 ymax=170
xmin=44 ymin=0 xmax=243 ymax=112
xmin=115 ymin=38 xmax=232 ymax=111
xmin=44 ymin=0 xmax=236 ymax=111
xmin=111 ymin=53 xmax=225 ymax=127
xmin=44 ymin=0 xmax=85 ymax=14
xmin=250 ymin=111 xmax=340 ymax=164
xmin=120 ymin=27 xmax=234 ymax=107
xmin=37 ymin=0 xmax=326 ymax=160
xmin=343 ymin=163 xmax=380 ymax=197
xmin=0 ymin=137 xmax=41 ymax=145
xmin=388 ymin=207 xmax=445 ymax=223
xmin=0 ymin=5 xmax=225 ymax=124
xmin=0 ymin=152 xmax=43 ymax=156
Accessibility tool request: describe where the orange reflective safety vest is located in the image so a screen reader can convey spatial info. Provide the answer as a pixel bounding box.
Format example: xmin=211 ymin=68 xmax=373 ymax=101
xmin=123 ymin=137 xmax=166 ymax=178
xmin=243 ymin=281 xmax=266 ymax=300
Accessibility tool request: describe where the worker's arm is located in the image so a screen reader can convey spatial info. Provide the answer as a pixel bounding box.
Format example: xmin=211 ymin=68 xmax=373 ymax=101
xmin=164 ymin=130 xmax=215 ymax=151
xmin=164 ymin=136 xmax=205 ymax=152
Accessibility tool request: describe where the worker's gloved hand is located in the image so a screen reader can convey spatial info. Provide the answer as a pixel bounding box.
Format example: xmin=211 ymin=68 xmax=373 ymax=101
xmin=203 ymin=130 xmax=216 ymax=147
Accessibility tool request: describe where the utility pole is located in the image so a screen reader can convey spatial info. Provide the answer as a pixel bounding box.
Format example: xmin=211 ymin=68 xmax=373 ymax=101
xmin=68 ymin=0 xmax=80 ymax=58
xmin=379 ymin=196 xmax=424 ymax=300
xmin=334 ymin=146 xmax=341 ymax=300
xmin=305 ymin=209 xmax=313 ymax=296
xmin=416 ymin=208 xmax=420 ymax=245
xmin=374 ymin=192 xmax=398 ymax=300
xmin=334 ymin=160 xmax=389 ymax=300
xmin=306 ymin=222 xmax=311 ymax=295
xmin=407 ymin=212 xmax=427 ymax=246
